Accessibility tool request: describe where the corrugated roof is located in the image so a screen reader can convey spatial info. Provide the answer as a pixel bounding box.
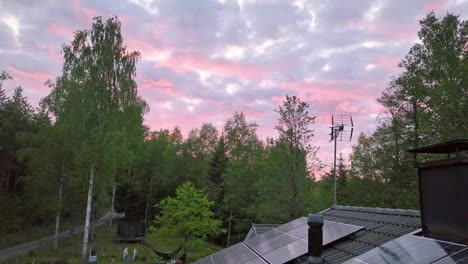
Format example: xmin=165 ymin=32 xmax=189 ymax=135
xmin=244 ymin=223 xmax=281 ymax=241
xmin=407 ymin=139 xmax=468 ymax=154
xmin=242 ymin=205 xmax=421 ymax=264
xmin=319 ymin=205 xmax=421 ymax=264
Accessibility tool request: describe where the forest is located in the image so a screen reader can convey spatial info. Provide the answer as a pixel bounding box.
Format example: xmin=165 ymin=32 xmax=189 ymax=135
xmin=0 ymin=12 xmax=466 ymax=263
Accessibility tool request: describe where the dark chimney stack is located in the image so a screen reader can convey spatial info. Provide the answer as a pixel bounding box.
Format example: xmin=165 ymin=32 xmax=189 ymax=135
xmin=307 ymin=214 xmax=324 ymax=264
xmin=408 ymin=139 xmax=468 ymax=244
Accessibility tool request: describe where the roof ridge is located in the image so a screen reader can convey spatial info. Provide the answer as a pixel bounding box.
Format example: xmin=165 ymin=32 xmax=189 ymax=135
xmin=331 ymin=205 xmax=420 ymax=217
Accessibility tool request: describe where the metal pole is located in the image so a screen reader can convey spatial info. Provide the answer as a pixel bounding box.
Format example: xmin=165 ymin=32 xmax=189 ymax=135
xmin=333 ymin=129 xmax=337 ymax=205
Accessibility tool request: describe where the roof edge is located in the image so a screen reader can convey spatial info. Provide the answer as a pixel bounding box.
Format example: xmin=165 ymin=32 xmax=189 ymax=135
xmin=331 ymin=205 xmax=420 ymax=217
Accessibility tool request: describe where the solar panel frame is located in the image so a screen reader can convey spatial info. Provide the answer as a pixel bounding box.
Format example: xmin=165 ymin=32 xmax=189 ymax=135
xmin=323 ymin=221 xmax=363 ymax=245
xmin=262 ymin=239 xmax=308 ymax=264
xmin=343 ymin=235 xmax=466 ymax=264
xmin=274 ymin=217 xmax=307 ymax=233
xmin=432 ymin=247 xmax=468 ymax=264
xmin=244 ymin=220 xmax=363 ymax=264
xmin=246 ymin=230 xmax=284 ymax=247
xmin=210 ymin=243 xmax=267 ymax=264
xmin=194 ymin=218 xmax=364 ymax=264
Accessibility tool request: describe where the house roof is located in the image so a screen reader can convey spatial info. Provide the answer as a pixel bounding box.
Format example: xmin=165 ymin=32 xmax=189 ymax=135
xmin=244 ymin=224 xmax=281 ymax=242
xmin=407 ymin=139 xmax=468 ymax=154
xmin=242 ymin=205 xmax=421 ymax=264
xmin=318 ymin=205 xmax=421 ymax=264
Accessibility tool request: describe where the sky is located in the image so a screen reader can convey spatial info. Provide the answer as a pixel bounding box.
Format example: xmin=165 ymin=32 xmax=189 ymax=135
xmin=1 ymin=0 xmax=467 ymax=166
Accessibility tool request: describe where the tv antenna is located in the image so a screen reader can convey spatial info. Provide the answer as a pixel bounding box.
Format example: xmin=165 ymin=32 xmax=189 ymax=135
xmin=330 ymin=114 xmax=354 ymax=205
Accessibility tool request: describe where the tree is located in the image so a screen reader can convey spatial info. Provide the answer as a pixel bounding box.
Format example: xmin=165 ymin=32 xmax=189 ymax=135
xmin=274 ymin=95 xmax=316 ymax=218
xmin=153 ymin=182 xmax=224 ymax=254
xmin=222 ymin=112 xmax=262 ymax=246
xmin=0 ymin=71 xmax=12 ymax=106
xmin=43 ymin=16 xmax=146 ymax=263
xmin=208 ymin=135 xmax=228 ymax=202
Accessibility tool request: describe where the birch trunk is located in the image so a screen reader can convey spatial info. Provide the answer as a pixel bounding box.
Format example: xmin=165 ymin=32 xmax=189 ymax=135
xmin=81 ymin=165 xmax=95 ymax=264
xmin=144 ymin=176 xmax=153 ymax=225
xmin=226 ymin=209 xmax=233 ymax=247
xmin=53 ymin=161 xmax=65 ymax=249
xmin=108 ymin=184 xmax=116 ymax=230
xmin=91 ymin=209 xmax=95 ymax=241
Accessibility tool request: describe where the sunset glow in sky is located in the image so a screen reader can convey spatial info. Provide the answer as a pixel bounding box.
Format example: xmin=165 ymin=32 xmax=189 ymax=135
xmin=1 ymin=0 xmax=467 ymax=165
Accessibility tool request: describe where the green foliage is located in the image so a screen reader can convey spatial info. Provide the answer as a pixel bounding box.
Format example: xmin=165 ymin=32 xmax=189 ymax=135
xmin=207 ymin=135 xmax=228 ymax=203
xmin=348 ymin=12 xmax=466 ymax=209
xmin=269 ymin=95 xmax=317 ymax=219
xmin=152 ymin=182 xmax=224 ymax=250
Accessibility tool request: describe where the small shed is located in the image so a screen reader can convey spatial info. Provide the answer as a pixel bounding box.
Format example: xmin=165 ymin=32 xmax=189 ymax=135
xmin=116 ymin=222 xmax=146 ymax=241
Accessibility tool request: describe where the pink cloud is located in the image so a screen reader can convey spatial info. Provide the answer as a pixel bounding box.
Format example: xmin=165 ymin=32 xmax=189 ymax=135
xmin=336 ymin=101 xmax=359 ymax=112
xmin=156 ymin=55 xmax=270 ymax=80
xmin=71 ymin=0 xmax=99 ymax=20
xmin=378 ymin=57 xmax=400 ymax=72
xmin=46 ymin=24 xmax=74 ymax=38
xmin=8 ymin=66 xmax=52 ymax=81
xmin=425 ymin=0 xmax=450 ymax=11
xmin=280 ymin=80 xmax=373 ymax=102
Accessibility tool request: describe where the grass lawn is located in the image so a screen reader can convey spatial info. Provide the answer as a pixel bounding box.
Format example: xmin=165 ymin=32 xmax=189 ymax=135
xmin=0 ymin=219 xmax=221 ymax=264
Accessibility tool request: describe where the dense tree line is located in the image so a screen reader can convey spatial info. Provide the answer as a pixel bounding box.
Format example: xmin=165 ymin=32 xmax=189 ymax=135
xmin=322 ymin=12 xmax=467 ymax=209
xmin=0 ymin=12 xmax=465 ymax=260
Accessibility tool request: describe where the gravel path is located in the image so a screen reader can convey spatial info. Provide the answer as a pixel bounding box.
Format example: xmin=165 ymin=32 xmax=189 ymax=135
xmin=0 ymin=212 xmax=124 ymax=260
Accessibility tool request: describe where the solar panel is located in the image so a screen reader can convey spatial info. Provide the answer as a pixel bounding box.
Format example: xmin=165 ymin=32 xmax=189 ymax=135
xmin=432 ymin=248 xmax=468 ymax=264
xmin=343 ymin=235 xmax=466 ymax=264
xmin=244 ymin=219 xmax=363 ymax=264
xmin=194 ymin=218 xmax=363 ymax=264
xmin=192 ymin=242 xmax=268 ymax=264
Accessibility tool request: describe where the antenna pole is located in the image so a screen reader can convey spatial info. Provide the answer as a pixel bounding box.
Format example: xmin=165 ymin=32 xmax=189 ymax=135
xmin=333 ymin=130 xmax=337 ymax=205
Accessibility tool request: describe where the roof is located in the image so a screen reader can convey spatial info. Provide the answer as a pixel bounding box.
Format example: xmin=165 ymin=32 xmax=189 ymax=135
xmin=243 ymin=205 xmax=421 ymax=264
xmin=244 ymin=224 xmax=281 ymax=242
xmin=407 ymin=139 xmax=468 ymax=154
xmin=318 ymin=205 xmax=421 ymax=264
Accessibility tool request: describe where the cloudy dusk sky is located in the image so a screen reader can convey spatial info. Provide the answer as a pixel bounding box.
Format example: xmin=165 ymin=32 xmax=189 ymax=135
xmin=1 ymin=0 xmax=467 ymax=165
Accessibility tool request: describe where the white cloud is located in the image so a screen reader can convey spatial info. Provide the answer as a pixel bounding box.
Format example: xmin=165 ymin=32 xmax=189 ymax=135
xmin=181 ymin=97 xmax=201 ymax=105
xmin=198 ymin=71 xmax=212 ymax=86
xmin=364 ymin=0 xmax=385 ymax=21
xmin=322 ymin=63 xmax=330 ymax=72
xmin=362 ymin=41 xmax=384 ymax=48
xmin=223 ymin=45 xmax=245 ymax=60
xmin=130 ymin=0 xmax=159 ymax=14
xmin=254 ymin=39 xmax=274 ymax=55
xmin=3 ymin=15 xmax=19 ymax=37
xmin=226 ymin=83 xmax=239 ymax=95
xmin=146 ymin=50 xmax=171 ymax=62
xmin=366 ymin=64 xmax=376 ymax=70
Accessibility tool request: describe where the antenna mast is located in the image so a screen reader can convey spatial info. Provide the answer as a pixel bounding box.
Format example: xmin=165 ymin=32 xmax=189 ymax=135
xmin=330 ymin=114 xmax=354 ymax=205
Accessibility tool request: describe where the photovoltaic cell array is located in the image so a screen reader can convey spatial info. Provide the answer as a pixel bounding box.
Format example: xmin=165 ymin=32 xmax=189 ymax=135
xmin=433 ymin=248 xmax=468 ymax=264
xmin=193 ymin=242 xmax=268 ymax=264
xmin=192 ymin=217 xmax=364 ymax=264
xmin=343 ymin=235 xmax=467 ymax=264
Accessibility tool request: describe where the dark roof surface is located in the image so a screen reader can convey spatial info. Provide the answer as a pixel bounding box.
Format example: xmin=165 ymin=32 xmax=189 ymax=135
xmin=244 ymin=224 xmax=281 ymax=241
xmin=242 ymin=205 xmax=421 ymax=264
xmin=319 ymin=205 xmax=421 ymax=264
xmin=407 ymin=139 xmax=468 ymax=154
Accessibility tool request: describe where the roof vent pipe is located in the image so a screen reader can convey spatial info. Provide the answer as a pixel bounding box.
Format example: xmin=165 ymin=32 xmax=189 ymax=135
xmin=308 ymin=214 xmax=324 ymax=264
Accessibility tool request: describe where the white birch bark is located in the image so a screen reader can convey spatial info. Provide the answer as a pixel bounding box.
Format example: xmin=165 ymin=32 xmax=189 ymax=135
xmin=53 ymin=161 xmax=65 ymax=249
xmin=81 ymin=165 xmax=95 ymax=264
xmin=108 ymin=184 xmax=116 ymax=230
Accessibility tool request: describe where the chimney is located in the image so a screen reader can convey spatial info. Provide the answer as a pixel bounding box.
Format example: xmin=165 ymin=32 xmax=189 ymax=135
xmin=307 ymin=214 xmax=324 ymax=264
xmin=408 ymin=139 xmax=468 ymax=244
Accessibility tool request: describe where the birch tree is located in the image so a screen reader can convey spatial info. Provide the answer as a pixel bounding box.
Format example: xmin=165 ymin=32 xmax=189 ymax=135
xmin=275 ymin=95 xmax=316 ymax=218
xmin=43 ymin=16 xmax=145 ymax=263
